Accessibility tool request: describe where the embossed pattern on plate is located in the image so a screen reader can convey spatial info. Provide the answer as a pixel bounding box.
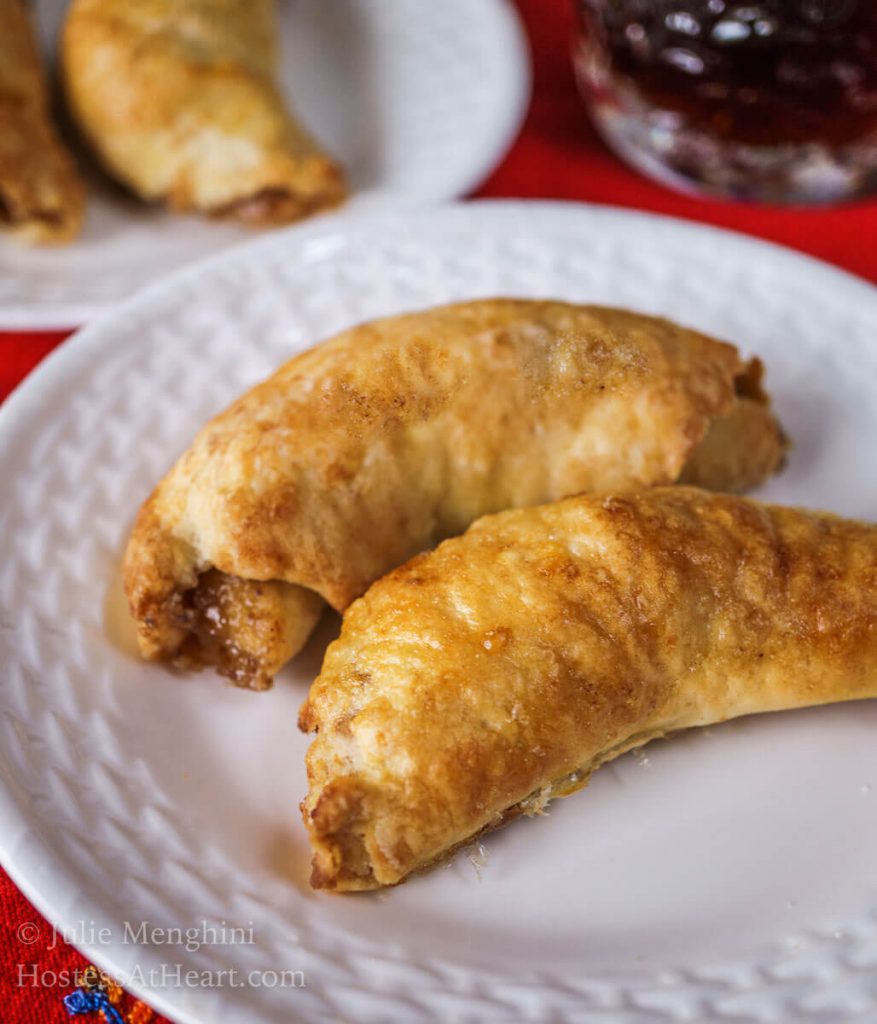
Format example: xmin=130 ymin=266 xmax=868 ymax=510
xmin=1 ymin=202 xmax=876 ymax=1024
xmin=0 ymin=0 xmax=529 ymax=328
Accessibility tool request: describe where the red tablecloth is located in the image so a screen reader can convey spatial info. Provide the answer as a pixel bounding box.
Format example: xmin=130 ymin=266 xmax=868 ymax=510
xmin=2 ymin=1 xmax=876 ymax=1020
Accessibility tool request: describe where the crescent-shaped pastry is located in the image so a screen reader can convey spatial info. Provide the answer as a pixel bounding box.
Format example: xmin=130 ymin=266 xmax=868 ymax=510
xmin=0 ymin=0 xmax=85 ymax=243
xmin=62 ymin=0 xmax=345 ymax=224
xmin=122 ymin=300 xmax=786 ymax=689
xmin=300 ymin=487 xmax=877 ymax=891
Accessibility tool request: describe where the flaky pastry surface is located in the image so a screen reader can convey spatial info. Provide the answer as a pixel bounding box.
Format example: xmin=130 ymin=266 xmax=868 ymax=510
xmin=123 ymin=300 xmax=786 ymax=688
xmin=62 ymin=0 xmax=345 ymax=224
xmin=0 ymin=0 xmax=85 ymax=243
xmin=300 ymin=487 xmax=877 ymax=890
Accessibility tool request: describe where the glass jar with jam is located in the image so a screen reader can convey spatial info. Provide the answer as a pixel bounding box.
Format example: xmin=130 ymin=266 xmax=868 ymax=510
xmin=573 ymin=1 xmax=877 ymax=203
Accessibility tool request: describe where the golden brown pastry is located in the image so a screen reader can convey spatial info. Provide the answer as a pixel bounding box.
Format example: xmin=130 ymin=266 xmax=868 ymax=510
xmin=0 ymin=0 xmax=85 ymax=243
xmin=123 ymin=300 xmax=786 ymax=689
xmin=300 ymin=487 xmax=877 ymax=891
xmin=62 ymin=0 xmax=345 ymax=224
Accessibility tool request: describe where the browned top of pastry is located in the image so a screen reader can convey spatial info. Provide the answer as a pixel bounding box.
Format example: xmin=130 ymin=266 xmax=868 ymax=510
xmin=0 ymin=0 xmax=85 ymax=243
xmin=300 ymin=488 xmax=877 ymax=890
xmin=122 ymin=299 xmax=786 ymax=684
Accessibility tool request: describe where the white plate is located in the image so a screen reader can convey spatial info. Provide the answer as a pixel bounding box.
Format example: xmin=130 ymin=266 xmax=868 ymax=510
xmin=0 ymin=0 xmax=529 ymax=330
xmin=1 ymin=201 xmax=877 ymax=1024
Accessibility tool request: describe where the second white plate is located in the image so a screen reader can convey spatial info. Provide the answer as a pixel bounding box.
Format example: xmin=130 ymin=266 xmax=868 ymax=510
xmin=0 ymin=0 xmax=530 ymax=328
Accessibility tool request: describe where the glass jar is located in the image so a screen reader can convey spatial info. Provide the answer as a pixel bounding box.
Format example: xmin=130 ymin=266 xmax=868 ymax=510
xmin=573 ymin=1 xmax=877 ymax=203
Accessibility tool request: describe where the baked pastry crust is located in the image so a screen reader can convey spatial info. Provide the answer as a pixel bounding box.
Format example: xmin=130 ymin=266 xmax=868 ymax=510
xmin=122 ymin=300 xmax=786 ymax=688
xmin=0 ymin=0 xmax=85 ymax=243
xmin=300 ymin=487 xmax=877 ymax=891
xmin=62 ymin=0 xmax=345 ymax=224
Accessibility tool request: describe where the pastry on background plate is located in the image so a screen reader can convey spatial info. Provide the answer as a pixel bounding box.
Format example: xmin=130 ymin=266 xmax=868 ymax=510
xmin=0 ymin=0 xmax=85 ymax=243
xmin=62 ymin=0 xmax=345 ymax=224
xmin=122 ymin=299 xmax=787 ymax=689
xmin=300 ymin=487 xmax=877 ymax=891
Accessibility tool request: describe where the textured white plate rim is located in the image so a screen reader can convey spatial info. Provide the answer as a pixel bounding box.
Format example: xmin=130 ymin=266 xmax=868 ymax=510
xmin=1 ymin=199 xmax=876 ymax=1024
xmin=0 ymin=0 xmax=531 ymax=331
xmin=2 ymin=191 xmax=875 ymax=342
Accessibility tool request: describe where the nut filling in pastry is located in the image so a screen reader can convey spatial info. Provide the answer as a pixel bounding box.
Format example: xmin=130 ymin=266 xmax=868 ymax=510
xmin=123 ymin=300 xmax=787 ymax=689
xmin=181 ymin=571 xmax=324 ymax=691
xmin=300 ymin=488 xmax=877 ymax=891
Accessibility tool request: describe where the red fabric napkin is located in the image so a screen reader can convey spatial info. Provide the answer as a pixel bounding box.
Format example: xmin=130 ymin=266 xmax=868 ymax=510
xmin=1 ymin=0 xmax=876 ymax=1020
